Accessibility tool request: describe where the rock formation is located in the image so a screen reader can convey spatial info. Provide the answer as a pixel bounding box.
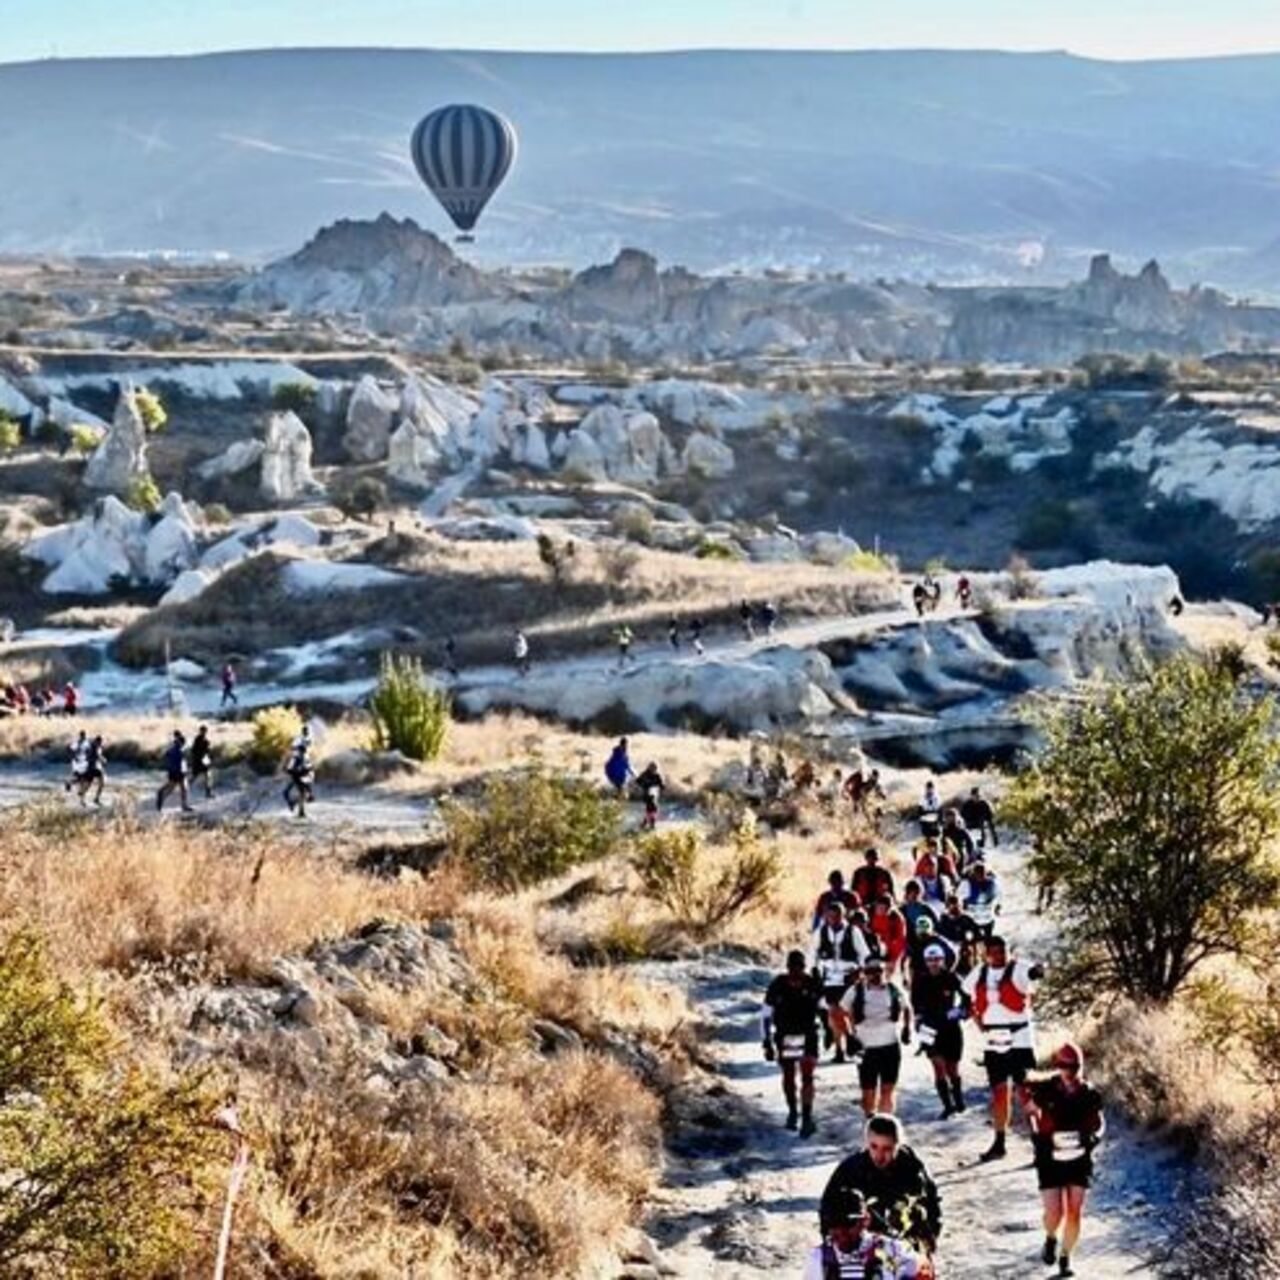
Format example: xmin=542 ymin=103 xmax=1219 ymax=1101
xmin=260 ymin=411 xmax=319 ymax=503
xmin=83 ymin=383 xmax=149 ymax=495
xmin=343 ymin=375 xmax=399 ymax=462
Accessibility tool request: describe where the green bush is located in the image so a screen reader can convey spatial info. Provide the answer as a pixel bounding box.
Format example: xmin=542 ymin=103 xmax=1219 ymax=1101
xmin=843 ymin=549 xmax=895 ymax=574
xmin=0 ymin=930 xmax=218 ymax=1275
xmin=1008 ymin=654 xmax=1280 ymax=1005
xmin=125 ymin=474 xmax=162 ymax=514
xmin=445 ymin=767 xmax=623 ymax=890
xmin=369 ymin=653 xmax=449 ymax=762
xmin=334 ymin=475 xmax=387 ymax=521
xmin=132 ymin=387 xmax=167 ymax=433
xmin=1017 ymin=498 xmax=1080 ymax=550
xmin=695 ymin=538 xmax=740 ymax=561
xmin=631 ymin=818 xmax=780 ymax=936
xmin=250 ymin=705 xmax=303 ymax=774
xmin=271 ymin=381 xmax=317 ymax=416
xmin=609 ymin=502 xmax=655 ymax=545
xmin=0 ymin=414 xmax=19 ymax=452
xmin=69 ymin=424 xmax=100 ymax=455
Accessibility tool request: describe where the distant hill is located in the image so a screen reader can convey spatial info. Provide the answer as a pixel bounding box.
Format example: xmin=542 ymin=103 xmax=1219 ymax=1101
xmin=6 ymin=47 xmax=1280 ymax=288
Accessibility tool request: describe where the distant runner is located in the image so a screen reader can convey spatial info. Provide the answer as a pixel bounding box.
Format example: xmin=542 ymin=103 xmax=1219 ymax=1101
xmin=75 ymin=734 xmax=106 ymax=807
xmin=841 ymin=954 xmax=910 ymax=1116
xmin=762 ymin=949 xmax=823 ymax=1138
xmin=810 ymin=900 xmax=870 ymax=1064
xmin=513 ymin=630 xmax=531 ymax=677
xmin=959 ymin=785 xmax=999 ymax=848
xmin=283 ymin=725 xmax=315 ymax=818
xmin=911 ymin=942 xmax=969 ymax=1119
xmin=635 ymin=760 xmax=664 ymax=830
xmin=189 ymin=724 xmax=215 ymax=799
xmin=155 ymin=730 xmax=193 ymax=813
xmin=604 ymin=738 xmax=634 ymax=795
xmin=64 ymin=729 xmax=89 ymax=792
xmin=615 ymin=623 xmax=635 ymax=669
xmin=220 ymin=661 xmax=239 ymax=708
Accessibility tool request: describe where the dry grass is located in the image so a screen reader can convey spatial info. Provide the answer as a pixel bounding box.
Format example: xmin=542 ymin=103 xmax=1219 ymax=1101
xmin=115 ymin=534 xmax=898 ymax=669
xmin=0 ymin=811 xmax=446 ymax=982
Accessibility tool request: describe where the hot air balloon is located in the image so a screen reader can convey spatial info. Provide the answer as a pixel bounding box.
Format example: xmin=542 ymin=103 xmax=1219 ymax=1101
xmin=410 ymin=104 xmax=517 ymax=242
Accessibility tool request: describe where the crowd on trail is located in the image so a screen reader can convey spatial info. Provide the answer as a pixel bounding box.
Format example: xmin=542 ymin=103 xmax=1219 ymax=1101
xmin=765 ymin=783 xmax=1104 ymax=1279
xmin=2 ymin=679 xmax=78 ymax=717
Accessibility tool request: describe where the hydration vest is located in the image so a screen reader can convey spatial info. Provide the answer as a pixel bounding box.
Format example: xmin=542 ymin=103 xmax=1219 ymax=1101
xmin=850 ymin=981 xmax=903 ymax=1025
xmin=817 ymin=926 xmax=861 ymax=963
xmin=973 ymin=963 xmax=1026 ymax=1019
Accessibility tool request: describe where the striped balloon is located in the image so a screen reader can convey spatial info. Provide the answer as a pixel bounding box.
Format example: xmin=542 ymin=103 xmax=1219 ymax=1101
xmin=409 ymin=103 xmax=517 ymax=236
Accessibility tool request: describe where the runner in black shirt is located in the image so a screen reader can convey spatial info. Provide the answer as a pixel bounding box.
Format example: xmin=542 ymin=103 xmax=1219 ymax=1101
xmin=763 ymin=950 xmax=824 ymax=1137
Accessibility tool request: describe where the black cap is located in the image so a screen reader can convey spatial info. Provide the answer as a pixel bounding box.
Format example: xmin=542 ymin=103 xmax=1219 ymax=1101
xmin=831 ymin=1190 xmax=867 ymax=1223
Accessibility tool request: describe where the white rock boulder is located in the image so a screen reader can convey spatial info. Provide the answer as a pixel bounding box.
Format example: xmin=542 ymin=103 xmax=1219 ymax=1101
xmin=260 ymin=412 xmax=318 ymax=504
xmin=343 ymin=375 xmax=399 ymax=462
xmin=682 ymin=431 xmax=736 ymax=479
xmin=196 ymin=438 xmax=266 ymax=481
xmin=84 ymin=383 xmax=149 ymax=495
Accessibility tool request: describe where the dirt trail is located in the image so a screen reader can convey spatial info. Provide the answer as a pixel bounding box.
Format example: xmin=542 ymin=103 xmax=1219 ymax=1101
xmin=648 ymin=838 xmax=1186 ymax=1278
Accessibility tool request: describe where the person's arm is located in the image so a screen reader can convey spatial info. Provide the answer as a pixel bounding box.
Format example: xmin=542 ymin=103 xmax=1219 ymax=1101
xmin=921 ymin=1158 xmax=942 ymax=1244
xmin=818 ymin=1159 xmax=853 ymax=1233
xmin=760 ymin=1003 xmax=775 ymax=1060
xmin=840 ymin=983 xmax=860 ymax=1024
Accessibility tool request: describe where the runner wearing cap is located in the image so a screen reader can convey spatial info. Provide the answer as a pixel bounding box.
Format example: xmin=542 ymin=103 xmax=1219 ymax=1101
xmin=810 ymin=901 xmax=871 ymax=1063
xmin=911 ymin=943 xmax=970 ymax=1119
xmin=1028 ymin=1041 xmax=1106 ymax=1278
xmin=961 ymin=935 xmax=1044 ymax=1161
xmin=762 ymin=950 xmax=825 ymax=1137
xmin=840 ymin=955 xmax=910 ymax=1116
xmin=802 ymin=1188 xmax=922 ymax=1280
xmin=907 ymin=915 xmax=956 ymax=979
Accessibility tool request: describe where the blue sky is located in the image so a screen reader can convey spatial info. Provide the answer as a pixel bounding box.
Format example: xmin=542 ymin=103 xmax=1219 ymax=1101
xmin=5 ymin=0 xmax=1280 ymax=63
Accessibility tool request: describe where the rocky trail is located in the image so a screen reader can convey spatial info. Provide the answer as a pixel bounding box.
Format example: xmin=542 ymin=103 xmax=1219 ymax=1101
xmin=648 ymin=836 xmax=1187 ymax=1278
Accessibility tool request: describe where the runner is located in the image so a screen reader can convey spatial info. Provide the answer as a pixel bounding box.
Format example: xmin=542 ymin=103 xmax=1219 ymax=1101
xmin=907 ymin=916 xmax=956 ymax=978
xmin=1028 ymin=1041 xmax=1106 ymax=1278
xmin=76 ymin=734 xmax=106 ymax=807
xmin=868 ymin=895 xmax=908 ymax=979
xmin=961 ymin=935 xmax=1045 ymax=1162
xmin=688 ymin=617 xmax=706 ymax=656
xmin=283 ymin=725 xmax=316 ymax=818
xmin=155 ymin=730 xmax=193 ymax=813
xmin=62 ymin=681 xmax=78 ymax=717
xmin=513 ymin=629 xmax=531 ymax=677
xmin=940 ymin=807 xmax=976 ymax=870
xmin=739 ymin=598 xmax=755 ymax=639
xmin=803 ymin=1189 xmax=921 ymax=1280
xmin=604 ymin=737 xmax=634 ymax=795
xmin=635 ymin=760 xmax=664 ymax=830
xmin=937 ymin=893 xmax=981 ymax=953
xmin=220 ymin=661 xmax=238 ymax=708
xmin=667 ymin=615 xmax=680 ymax=651
xmin=957 ymin=574 xmax=972 ymax=610
xmin=615 ymin=623 xmax=635 ymax=669
xmin=819 ymin=1114 xmax=942 ymax=1262
xmin=959 ymin=785 xmax=999 ymax=848
xmin=759 ymin=600 xmax=778 ymax=636
xmin=810 ymin=900 xmax=870 ymax=1063
xmin=841 ymin=955 xmax=910 ymax=1116
xmin=851 ymin=847 xmax=894 ymax=905
xmin=898 ymin=879 xmax=939 ymax=940
xmin=189 ymin=724 xmax=215 ymax=799
xmin=912 ymin=842 xmax=955 ymax=907
xmin=812 ymin=869 xmax=859 ymax=930
xmin=762 ymin=949 xmax=824 ymax=1137
xmin=64 ymin=729 xmax=89 ymax=792
xmin=911 ymin=582 xmax=928 ymax=618
xmin=911 ymin=942 xmax=970 ymax=1119
xmin=960 ymin=861 xmax=1002 ymax=941
xmin=844 ymin=767 xmax=886 ymax=830
xmin=443 ymin=636 xmax=459 ymax=677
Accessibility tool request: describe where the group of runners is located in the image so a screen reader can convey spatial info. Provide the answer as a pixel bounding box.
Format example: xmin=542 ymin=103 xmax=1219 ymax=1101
xmin=2 ymin=679 xmax=78 ymax=717
xmin=765 ymin=783 xmax=1104 ymax=1278
xmin=64 ymin=719 xmax=316 ymax=818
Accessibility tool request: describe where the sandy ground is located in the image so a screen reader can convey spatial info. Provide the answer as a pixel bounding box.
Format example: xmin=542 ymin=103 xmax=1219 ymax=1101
xmin=647 ymin=833 xmax=1187 ymax=1278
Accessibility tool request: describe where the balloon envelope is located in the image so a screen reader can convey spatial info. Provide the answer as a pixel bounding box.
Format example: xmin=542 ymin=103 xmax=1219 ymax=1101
xmin=410 ymin=104 xmax=517 ymax=234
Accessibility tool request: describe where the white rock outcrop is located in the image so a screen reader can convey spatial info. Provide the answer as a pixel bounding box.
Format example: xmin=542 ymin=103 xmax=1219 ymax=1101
xmin=24 ymin=493 xmax=200 ymax=595
xmin=343 ymin=375 xmax=399 ymax=462
xmin=84 ymin=384 xmax=149 ymax=495
xmin=260 ymin=412 xmax=318 ymax=503
xmin=196 ymin=438 xmax=266 ymax=481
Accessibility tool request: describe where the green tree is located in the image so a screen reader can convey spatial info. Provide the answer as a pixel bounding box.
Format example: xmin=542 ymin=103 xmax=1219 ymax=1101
xmin=369 ymin=652 xmax=449 ymax=762
xmin=1007 ymin=655 xmax=1280 ymax=1004
xmin=0 ymin=931 xmax=218 ymax=1275
xmin=125 ymin=474 xmax=162 ymax=514
xmin=0 ymin=413 xmax=19 ymax=452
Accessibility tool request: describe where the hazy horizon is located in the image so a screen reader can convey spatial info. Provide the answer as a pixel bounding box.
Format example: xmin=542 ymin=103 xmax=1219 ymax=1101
xmin=6 ymin=0 xmax=1280 ymax=64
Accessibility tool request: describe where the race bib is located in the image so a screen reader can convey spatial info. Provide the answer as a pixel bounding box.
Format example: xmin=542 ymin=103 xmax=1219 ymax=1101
xmin=780 ymin=1035 xmax=807 ymax=1060
xmin=916 ymin=1023 xmax=938 ymax=1048
xmin=984 ymin=1026 xmax=1013 ymax=1053
xmin=1052 ymin=1132 xmax=1085 ymax=1160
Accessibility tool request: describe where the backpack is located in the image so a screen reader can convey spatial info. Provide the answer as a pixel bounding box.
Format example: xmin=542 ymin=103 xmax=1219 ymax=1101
xmin=851 ymin=981 xmax=903 ymax=1025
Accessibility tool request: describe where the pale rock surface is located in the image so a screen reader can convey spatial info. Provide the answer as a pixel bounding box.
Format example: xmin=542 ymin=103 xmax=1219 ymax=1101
xmin=343 ymin=375 xmax=399 ymax=462
xmin=200 ymin=512 xmax=323 ymax=572
xmin=195 ymin=438 xmax=265 ymax=481
xmin=260 ymin=411 xmax=318 ymax=503
xmin=84 ymin=383 xmax=149 ymax=495
xmin=682 ymin=430 xmax=736 ymax=478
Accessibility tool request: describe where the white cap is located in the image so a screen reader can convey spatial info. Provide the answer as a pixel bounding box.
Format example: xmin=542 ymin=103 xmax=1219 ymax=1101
xmin=924 ymin=944 xmax=945 ymax=961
